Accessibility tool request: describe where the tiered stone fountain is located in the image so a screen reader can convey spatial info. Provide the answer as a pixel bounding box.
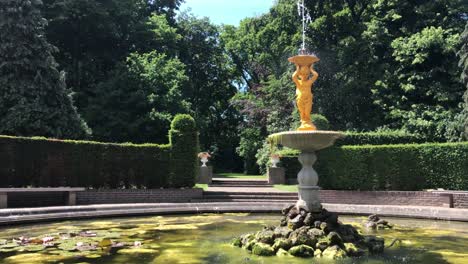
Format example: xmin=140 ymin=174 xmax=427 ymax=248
xmin=232 ymin=53 xmax=385 ymax=259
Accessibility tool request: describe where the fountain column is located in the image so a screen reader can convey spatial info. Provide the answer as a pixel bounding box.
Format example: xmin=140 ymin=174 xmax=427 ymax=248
xmin=297 ymin=151 xmax=321 ymax=212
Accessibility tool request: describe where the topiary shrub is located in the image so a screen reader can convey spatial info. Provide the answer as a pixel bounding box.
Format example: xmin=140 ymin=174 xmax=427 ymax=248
xmin=169 ymin=114 xmax=199 ymax=188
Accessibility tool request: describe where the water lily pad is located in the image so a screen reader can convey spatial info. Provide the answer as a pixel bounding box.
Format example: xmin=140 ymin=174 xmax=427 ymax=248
xmin=24 ymin=245 xmax=46 ymax=252
xmin=98 ymin=238 xmax=112 ymax=248
xmin=117 ymin=248 xmax=158 ymax=254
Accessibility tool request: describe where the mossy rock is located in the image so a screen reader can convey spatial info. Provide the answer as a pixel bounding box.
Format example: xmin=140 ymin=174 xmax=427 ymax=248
xmin=322 ymin=245 xmax=347 ymax=260
xmin=251 ymin=243 xmax=275 ymax=256
xmin=314 ymin=249 xmax=322 ymax=258
xmin=316 ymin=237 xmax=331 ymax=251
xmin=344 ymin=242 xmax=365 ymax=256
xmin=242 ymin=240 xmax=256 ymax=251
xmin=327 ymin=231 xmax=343 ymax=246
xmin=255 ymin=230 xmax=274 ymax=244
xmin=272 ymin=238 xmax=292 ymax=251
xmin=276 ymin=248 xmax=291 ymax=257
xmin=307 ymin=228 xmax=325 ymax=238
xmin=240 ymin=233 xmax=255 ymax=246
xmin=288 ymin=245 xmax=314 ymax=258
xmin=364 ymin=236 xmax=385 ymax=253
xmin=231 ymin=237 xmax=242 ymax=247
xmin=273 ymin=226 xmax=292 ymax=238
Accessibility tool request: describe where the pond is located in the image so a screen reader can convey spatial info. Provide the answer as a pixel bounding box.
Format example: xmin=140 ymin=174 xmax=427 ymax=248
xmin=0 ymin=213 xmax=467 ymax=263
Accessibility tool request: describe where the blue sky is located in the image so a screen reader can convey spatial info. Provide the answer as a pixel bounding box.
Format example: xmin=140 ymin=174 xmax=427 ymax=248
xmin=179 ymin=0 xmax=275 ymax=25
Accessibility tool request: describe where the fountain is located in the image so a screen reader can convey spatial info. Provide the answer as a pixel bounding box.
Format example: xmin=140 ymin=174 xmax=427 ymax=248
xmin=231 ymin=1 xmax=385 ymax=259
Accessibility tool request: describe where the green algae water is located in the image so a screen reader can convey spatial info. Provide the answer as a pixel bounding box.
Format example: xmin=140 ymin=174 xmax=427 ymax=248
xmin=0 ymin=213 xmax=468 ymax=263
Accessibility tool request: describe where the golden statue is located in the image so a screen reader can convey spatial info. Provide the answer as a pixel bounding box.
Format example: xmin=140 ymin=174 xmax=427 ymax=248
xmin=288 ymin=55 xmax=320 ymax=131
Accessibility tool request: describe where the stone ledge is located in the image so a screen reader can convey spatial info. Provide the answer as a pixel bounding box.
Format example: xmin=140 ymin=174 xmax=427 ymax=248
xmin=1 ymin=202 xmax=468 ymax=226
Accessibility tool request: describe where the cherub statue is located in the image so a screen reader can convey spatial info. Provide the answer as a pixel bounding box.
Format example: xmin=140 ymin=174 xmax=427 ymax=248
xmin=292 ymin=64 xmax=318 ymax=131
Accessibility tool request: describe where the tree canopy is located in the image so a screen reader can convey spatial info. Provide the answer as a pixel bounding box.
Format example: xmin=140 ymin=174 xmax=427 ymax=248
xmin=1 ymin=0 xmax=467 ymax=172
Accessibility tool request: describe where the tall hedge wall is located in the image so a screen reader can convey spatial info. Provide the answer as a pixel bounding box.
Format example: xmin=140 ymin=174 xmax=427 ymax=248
xmin=281 ymin=142 xmax=468 ymax=191
xmin=0 ymin=115 xmax=199 ymax=188
xmin=336 ymin=131 xmax=428 ymax=146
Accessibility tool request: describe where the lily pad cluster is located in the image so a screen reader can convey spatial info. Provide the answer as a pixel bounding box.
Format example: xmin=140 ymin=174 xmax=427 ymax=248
xmin=232 ymin=204 xmax=385 ymax=259
xmin=0 ymin=230 xmax=143 ymax=259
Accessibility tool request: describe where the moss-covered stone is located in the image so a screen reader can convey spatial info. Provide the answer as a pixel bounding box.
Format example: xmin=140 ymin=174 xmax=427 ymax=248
xmin=256 ymin=230 xmax=275 ymax=244
xmin=322 ymin=245 xmax=347 ymax=260
xmin=307 ymin=228 xmax=325 ymax=237
xmin=272 ymin=238 xmax=292 ymax=251
xmin=231 ymin=237 xmax=242 ymax=247
xmin=288 ymin=245 xmax=314 ymax=257
xmin=273 ymin=226 xmax=292 ymax=238
xmin=276 ymin=248 xmax=291 ymax=257
xmin=315 ymin=237 xmax=331 ymax=251
xmin=343 ymin=242 xmax=365 ymax=256
xmin=364 ymin=236 xmax=385 ymax=253
xmin=327 ymin=231 xmax=343 ymax=246
xmin=314 ymin=248 xmax=322 ymax=258
xmin=252 ymin=243 xmax=275 ymax=256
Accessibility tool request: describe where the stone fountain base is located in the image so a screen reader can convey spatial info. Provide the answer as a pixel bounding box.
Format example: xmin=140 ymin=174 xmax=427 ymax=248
xmin=231 ymin=204 xmax=385 ymax=259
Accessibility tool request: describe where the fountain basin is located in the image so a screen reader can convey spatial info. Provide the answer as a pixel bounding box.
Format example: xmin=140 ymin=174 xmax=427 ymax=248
xmin=268 ymin=130 xmax=344 ymax=152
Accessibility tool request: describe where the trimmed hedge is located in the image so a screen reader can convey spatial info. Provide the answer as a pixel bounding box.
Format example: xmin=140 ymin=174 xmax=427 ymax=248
xmin=0 ymin=114 xmax=199 ymax=188
xmin=336 ymin=131 xmax=428 ymax=146
xmin=280 ymin=142 xmax=468 ymax=191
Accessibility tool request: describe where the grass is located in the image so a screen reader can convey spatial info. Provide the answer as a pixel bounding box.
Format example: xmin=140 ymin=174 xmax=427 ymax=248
xmin=273 ymin=184 xmax=298 ymax=192
xmin=214 ymin=173 xmax=266 ymax=179
xmin=195 ymin=184 xmax=208 ymax=191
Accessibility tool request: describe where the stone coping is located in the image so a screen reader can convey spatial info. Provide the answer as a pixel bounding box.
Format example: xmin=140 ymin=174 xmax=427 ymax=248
xmin=0 ymin=188 xmax=85 ymax=192
xmin=1 ymin=202 xmax=468 ymax=226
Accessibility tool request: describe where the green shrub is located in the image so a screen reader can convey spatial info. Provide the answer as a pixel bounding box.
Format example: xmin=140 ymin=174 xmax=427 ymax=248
xmin=280 ymin=142 xmax=468 ymax=191
xmin=169 ymin=114 xmax=199 ymax=188
xmin=0 ymin=115 xmax=199 ymax=189
xmin=312 ymin=114 xmax=330 ymax=130
xmin=336 ymin=131 xmax=428 ymax=146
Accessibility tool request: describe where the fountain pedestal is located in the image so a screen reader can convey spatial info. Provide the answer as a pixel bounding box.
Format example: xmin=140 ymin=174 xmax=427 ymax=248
xmin=268 ymin=131 xmax=344 ymax=211
xmin=297 ymin=152 xmax=321 ymax=212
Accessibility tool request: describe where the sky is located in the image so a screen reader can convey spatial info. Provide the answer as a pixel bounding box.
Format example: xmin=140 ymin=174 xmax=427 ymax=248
xmin=179 ymin=0 xmax=275 ymax=25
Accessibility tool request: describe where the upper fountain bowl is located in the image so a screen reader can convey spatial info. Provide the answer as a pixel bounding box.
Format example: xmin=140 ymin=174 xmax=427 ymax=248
xmin=288 ymin=54 xmax=320 ymax=65
xmin=268 ymin=130 xmax=345 ymax=152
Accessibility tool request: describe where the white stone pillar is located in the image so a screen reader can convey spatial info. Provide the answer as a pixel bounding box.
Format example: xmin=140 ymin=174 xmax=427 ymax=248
xmin=296 ymin=151 xmax=321 ymax=212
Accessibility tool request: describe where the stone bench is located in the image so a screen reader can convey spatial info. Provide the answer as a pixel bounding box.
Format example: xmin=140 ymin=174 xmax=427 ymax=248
xmin=0 ymin=188 xmax=85 ymax=208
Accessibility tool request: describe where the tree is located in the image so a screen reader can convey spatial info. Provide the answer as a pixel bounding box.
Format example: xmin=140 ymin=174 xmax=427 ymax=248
xmin=454 ymin=22 xmax=468 ymax=140
xmin=0 ymin=0 xmax=90 ymax=139
xmin=85 ymin=52 xmax=190 ymax=143
xmin=373 ymin=26 xmax=463 ymax=140
xmin=177 ymin=14 xmax=241 ymax=171
xmin=42 ymin=0 xmax=183 ymax=112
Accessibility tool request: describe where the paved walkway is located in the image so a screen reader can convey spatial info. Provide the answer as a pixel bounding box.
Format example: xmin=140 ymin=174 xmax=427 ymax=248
xmin=207 ymin=177 xmax=291 ymax=193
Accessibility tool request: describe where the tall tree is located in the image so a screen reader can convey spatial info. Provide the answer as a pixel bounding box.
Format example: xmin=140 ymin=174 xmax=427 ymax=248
xmin=455 ymin=22 xmax=468 ymax=140
xmin=177 ymin=14 xmax=241 ymax=170
xmin=0 ymin=0 xmax=90 ymax=139
xmin=85 ymin=51 xmax=190 ymax=143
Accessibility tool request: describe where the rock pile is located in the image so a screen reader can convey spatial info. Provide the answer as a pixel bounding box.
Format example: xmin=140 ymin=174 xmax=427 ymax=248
xmin=232 ymin=204 xmax=385 ymax=259
xmin=365 ymin=214 xmax=393 ymax=230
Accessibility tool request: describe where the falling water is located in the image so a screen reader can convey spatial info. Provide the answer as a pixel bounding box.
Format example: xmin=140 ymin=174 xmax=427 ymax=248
xmin=297 ymin=0 xmax=312 ymax=55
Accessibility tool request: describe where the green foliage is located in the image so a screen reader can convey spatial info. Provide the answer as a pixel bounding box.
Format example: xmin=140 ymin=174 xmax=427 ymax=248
xmin=237 ymin=128 xmax=263 ymax=174
xmin=337 ymin=131 xmax=428 ymax=146
xmin=0 ymin=0 xmax=90 ymax=139
xmin=372 ymin=26 xmax=463 ymax=140
xmin=453 ymin=22 xmax=468 ymax=140
xmin=86 ymin=52 xmax=190 ymax=143
xmin=169 ymin=114 xmax=199 ymax=188
xmin=280 ymin=142 xmax=468 ymax=191
xmin=177 ymin=14 xmax=241 ymax=171
xmin=0 ymin=115 xmax=198 ymax=188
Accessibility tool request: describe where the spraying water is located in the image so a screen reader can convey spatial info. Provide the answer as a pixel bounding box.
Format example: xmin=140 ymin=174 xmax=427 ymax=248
xmin=297 ymin=0 xmax=312 ymax=54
